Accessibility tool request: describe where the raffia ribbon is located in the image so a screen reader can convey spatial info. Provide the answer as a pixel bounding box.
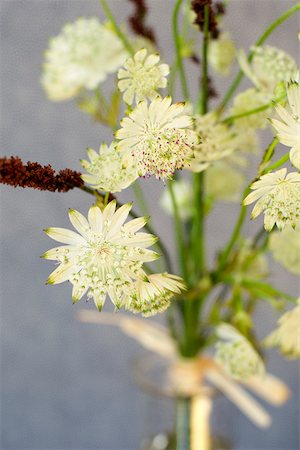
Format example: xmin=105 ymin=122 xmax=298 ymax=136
xmin=77 ymin=310 xmax=290 ymax=449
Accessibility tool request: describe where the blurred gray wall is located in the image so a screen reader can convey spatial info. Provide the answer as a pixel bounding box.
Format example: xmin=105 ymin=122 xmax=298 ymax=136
xmin=0 ymin=1 xmax=299 ymax=449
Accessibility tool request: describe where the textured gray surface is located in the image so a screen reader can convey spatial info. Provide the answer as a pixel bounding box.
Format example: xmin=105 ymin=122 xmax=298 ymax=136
xmin=0 ymin=1 xmax=299 ymax=449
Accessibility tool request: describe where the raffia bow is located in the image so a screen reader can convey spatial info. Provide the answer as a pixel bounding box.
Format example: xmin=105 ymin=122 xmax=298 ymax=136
xmin=77 ymin=310 xmax=290 ymax=450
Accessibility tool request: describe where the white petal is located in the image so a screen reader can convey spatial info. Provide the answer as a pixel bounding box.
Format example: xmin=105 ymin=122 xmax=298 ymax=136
xmin=47 ymin=262 xmax=75 ymax=285
xmin=68 ymin=209 xmax=90 ymax=236
xmin=88 ymin=205 xmax=103 ymax=232
xmin=44 ymin=227 xmax=86 ymax=245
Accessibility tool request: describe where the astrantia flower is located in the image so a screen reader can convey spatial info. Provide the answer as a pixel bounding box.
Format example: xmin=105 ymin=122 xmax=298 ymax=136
xmin=264 ymin=300 xmax=300 ymax=359
xmin=189 ymin=113 xmax=236 ymax=172
xmin=270 ymin=81 xmax=300 ymax=170
xmin=208 ymin=32 xmax=236 ymax=76
xmin=229 ymin=88 xmax=272 ymax=130
xmin=269 ymin=226 xmax=300 ymax=275
xmin=243 ymin=168 xmax=300 ymax=231
xmin=115 ymin=96 xmax=195 ymax=180
xmin=41 ymin=18 xmax=128 ymax=101
xmin=160 ymin=179 xmax=193 ymax=220
xmin=125 ymin=273 xmax=186 ymax=317
xmin=42 ymin=201 xmax=185 ymax=313
xmin=117 ymin=48 xmax=169 ymax=105
xmin=80 ymin=143 xmax=138 ymax=193
xmin=215 ymin=324 xmax=265 ymax=379
xmin=238 ymin=45 xmax=297 ymax=93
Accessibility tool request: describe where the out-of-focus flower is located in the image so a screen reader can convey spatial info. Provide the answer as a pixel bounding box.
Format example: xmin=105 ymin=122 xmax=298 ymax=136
xmin=270 ymin=81 xmax=300 ymax=170
xmin=118 ymin=48 xmax=169 ymax=105
xmin=160 ymin=179 xmax=193 ymax=220
xmin=208 ymin=32 xmax=236 ymax=76
xmin=215 ymin=323 xmax=265 ymax=379
xmin=243 ymin=168 xmax=300 ymax=231
xmin=269 ymin=226 xmax=300 ymax=275
xmin=115 ymin=96 xmax=195 ymax=180
xmin=238 ymin=45 xmax=297 ymax=93
xmin=229 ymin=88 xmax=272 ymax=130
xmin=265 ymin=300 xmax=300 ymax=359
xmin=80 ymin=143 xmax=138 ymax=193
xmin=41 ymin=18 xmax=128 ymax=101
xmin=205 ymin=159 xmax=246 ymax=202
xmin=232 ymin=127 xmax=259 ymax=154
xmin=189 ymin=113 xmax=236 ymax=172
xmin=125 ymin=273 xmax=186 ymax=317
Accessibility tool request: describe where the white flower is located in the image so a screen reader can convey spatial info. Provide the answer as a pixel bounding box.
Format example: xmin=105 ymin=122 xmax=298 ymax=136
xmin=189 ymin=113 xmax=236 ymax=172
xmin=80 ymin=143 xmax=138 ymax=193
xmin=208 ymin=32 xmax=236 ymax=76
xmin=229 ymin=88 xmax=272 ymax=130
xmin=264 ymin=300 xmax=300 ymax=359
xmin=205 ymin=160 xmax=246 ymax=203
xmin=215 ymin=324 xmax=265 ymax=379
xmin=125 ymin=273 xmax=186 ymax=317
xmin=238 ymin=45 xmax=297 ymax=93
xmin=117 ymin=48 xmax=169 ymax=105
xmin=160 ymin=179 xmax=193 ymax=220
xmin=269 ymin=226 xmax=300 ymax=275
xmin=270 ymin=81 xmax=300 ymax=170
xmin=42 ymin=201 xmax=184 ymax=313
xmin=232 ymin=127 xmax=259 ymax=154
xmin=41 ymin=18 xmax=128 ymax=101
xmin=115 ymin=96 xmax=195 ymax=180
xmin=243 ymin=168 xmax=300 ymax=231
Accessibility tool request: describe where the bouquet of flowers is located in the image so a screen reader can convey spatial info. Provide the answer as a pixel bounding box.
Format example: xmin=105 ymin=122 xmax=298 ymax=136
xmin=1 ymin=1 xmax=299 ymax=448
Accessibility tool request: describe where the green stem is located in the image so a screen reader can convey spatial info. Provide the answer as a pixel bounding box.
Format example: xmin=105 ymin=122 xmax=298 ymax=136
xmin=172 ymin=0 xmax=189 ymax=100
xmin=100 ymin=0 xmax=134 ymax=55
xmin=222 ymin=95 xmax=285 ymax=124
xmin=168 ymin=180 xmax=188 ymax=281
xmin=259 ymin=137 xmax=279 ymax=173
xmin=218 ymin=2 xmax=300 ymax=112
xmin=262 ymin=152 xmax=289 ymax=174
xmin=176 ymin=397 xmax=191 ymax=450
xmin=217 ymin=187 xmax=250 ymax=273
xmin=191 ymin=5 xmax=209 ymax=280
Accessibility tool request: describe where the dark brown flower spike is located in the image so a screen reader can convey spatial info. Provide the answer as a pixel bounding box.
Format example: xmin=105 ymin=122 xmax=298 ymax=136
xmin=128 ymin=0 xmax=157 ymax=44
xmin=191 ymin=0 xmax=225 ymax=39
xmin=0 ymin=156 xmax=84 ymax=192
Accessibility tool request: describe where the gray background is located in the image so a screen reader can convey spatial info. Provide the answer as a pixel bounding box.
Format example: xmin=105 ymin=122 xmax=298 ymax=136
xmin=0 ymin=1 xmax=299 ymax=449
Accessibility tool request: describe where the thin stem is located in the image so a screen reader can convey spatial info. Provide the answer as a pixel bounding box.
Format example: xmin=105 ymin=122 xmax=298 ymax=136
xmin=168 ymin=180 xmax=188 ymax=280
xmin=259 ymin=137 xmax=279 ymax=174
xmin=191 ymin=5 xmax=209 ymax=280
xmin=262 ymin=152 xmax=289 ymax=174
xmin=218 ymin=2 xmax=300 ymax=112
xmin=100 ymin=0 xmax=134 ymax=55
xmin=172 ymin=0 xmax=189 ymax=100
xmin=217 ymin=187 xmax=250 ymax=273
xmin=222 ymin=95 xmax=285 ymax=124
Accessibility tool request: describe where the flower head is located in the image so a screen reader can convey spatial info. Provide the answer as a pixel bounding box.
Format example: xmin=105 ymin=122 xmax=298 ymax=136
xmin=118 ymin=48 xmax=169 ymax=105
xmin=80 ymin=143 xmax=138 ymax=193
xmin=189 ymin=113 xmax=237 ymax=172
xmin=215 ymin=324 xmax=265 ymax=379
xmin=229 ymin=88 xmax=272 ymax=130
xmin=115 ymin=96 xmax=195 ymax=180
xmin=125 ymin=273 xmax=186 ymax=317
xmin=264 ymin=300 xmax=300 ymax=359
xmin=41 ymin=18 xmax=128 ymax=101
xmin=238 ymin=45 xmax=297 ymax=93
xmin=243 ymin=168 xmax=300 ymax=231
xmin=270 ymin=81 xmax=300 ymax=170
xmin=42 ymin=201 xmax=185 ymax=313
xmin=208 ymin=32 xmax=236 ymax=76
xmin=160 ymin=179 xmax=193 ymax=220
xmin=269 ymin=226 xmax=300 ymax=275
